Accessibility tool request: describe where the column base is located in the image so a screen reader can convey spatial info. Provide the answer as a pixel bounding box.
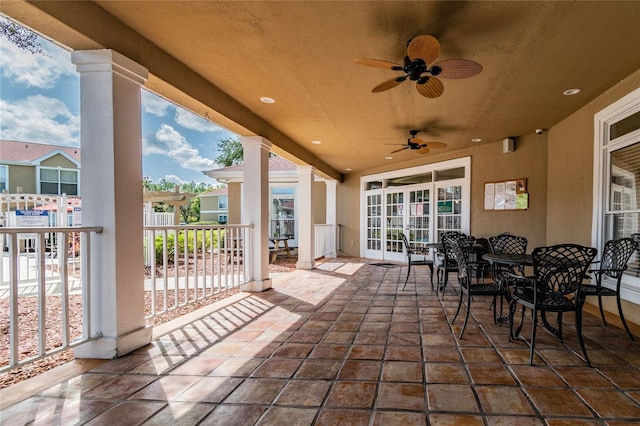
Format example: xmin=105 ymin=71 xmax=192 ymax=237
xmin=296 ymin=260 xmax=316 ymax=270
xmin=74 ymin=325 xmax=153 ymax=359
xmin=241 ymin=278 xmax=273 ymax=292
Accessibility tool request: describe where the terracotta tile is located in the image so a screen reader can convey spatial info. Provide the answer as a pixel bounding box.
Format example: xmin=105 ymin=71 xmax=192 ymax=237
xmin=429 ymin=413 xmax=484 ymax=425
xmin=169 ymin=356 xmax=226 ymax=375
xmin=337 ymin=312 xmax=365 ymax=322
xmin=235 ymin=342 xmax=281 ymax=358
xmin=390 ymin=322 xmax=421 ymax=333
xmin=476 ymin=386 xmax=535 ymax=415
xmin=224 ymin=378 xmax=286 ymax=404
xmin=348 ymin=344 xmax=385 ymax=360
xmin=174 ymin=377 xmax=243 ymax=403
xmin=40 ymin=373 xmax=118 ymax=398
xmin=84 ymin=374 xmax=157 ymax=399
xmin=209 ymin=357 xmax=263 ymax=377
xmin=498 ymin=348 xmax=544 ymax=365
xmin=381 ymin=361 xmax=423 ymax=382
xmin=553 ymin=366 xmax=614 ymax=388
xmin=90 ymin=354 xmax=152 ymax=373
xmin=354 ymin=332 xmax=388 ymax=345
xmin=537 ymin=348 xmax=587 ymax=366
xmin=577 ymin=389 xmax=640 ymax=418
xmin=201 ymin=341 xmax=248 ymax=357
xmin=129 ymin=375 xmax=201 ymax=400
xmin=315 ymin=409 xmax=370 ymax=426
xmin=525 ymin=387 xmax=592 ymax=416
xmin=200 ymin=405 xmax=266 ymax=426
xmin=3 ymin=396 xmax=115 ymax=425
xmin=426 ymin=363 xmax=469 ymax=384
xmin=388 ymin=333 xmax=421 ymax=346
xmin=544 ymin=419 xmax=601 ymax=426
xmin=322 ymin=331 xmax=357 ymax=344
xmin=84 ymin=400 xmax=166 ymax=425
xmin=308 ymin=344 xmax=349 ymax=359
xmin=422 ymin=333 xmax=457 ymax=347
xmin=427 ymin=384 xmax=479 ymax=412
xmin=598 ymin=367 xmax=640 ymax=389
xmin=376 ymin=382 xmax=425 ymax=410
xmin=276 ymin=380 xmax=331 ymax=406
xmin=287 ymin=331 xmax=325 ymax=343
xmin=330 ymin=321 xmax=361 ymax=332
xmin=467 ymin=364 xmax=516 ymax=386
xmin=510 ymin=365 xmax=565 ymax=387
xmin=338 ymin=360 xmax=381 ymax=381
xmin=359 ymin=322 xmax=389 ymax=332
xmin=423 ymin=346 xmax=463 ymax=363
xmin=372 ymin=411 xmax=426 ymax=426
xmin=143 ymin=401 xmax=214 ymax=425
xmin=485 ymin=416 xmax=543 ymax=425
xmin=461 ymin=347 xmax=503 ymax=363
xmin=385 ymin=345 xmax=422 ymax=361
xmin=295 ymin=359 xmax=341 ymax=379
xmin=258 ymin=407 xmax=317 ymax=425
xmin=325 ymin=381 xmax=376 ymax=408
xmin=272 ymin=343 xmax=314 ymax=358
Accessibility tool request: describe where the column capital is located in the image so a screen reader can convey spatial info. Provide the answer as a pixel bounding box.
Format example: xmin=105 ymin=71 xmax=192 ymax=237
xmin=297 ymin=164 xmax=316 ymax=175
xmin=71 ymin=49 xmax=148 ymax=85
xmin=241 ymin=136 xmax=272 ymax=151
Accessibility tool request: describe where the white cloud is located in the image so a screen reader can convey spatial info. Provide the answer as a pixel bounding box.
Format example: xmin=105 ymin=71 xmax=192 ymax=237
xmin=0 ymin=37 xmax=76 ymax=89
xmin=162 ymin=174 xmax=186 ymax=185
xmin=141 ymin=90 xmax=172 ymax=117
xmin=175 ymin=108 xmax=222 ymax=132
xmin=143 ymin=124 xmax=215 ymax=171
xmin=0 ymin=95 xmax=79 ymax=146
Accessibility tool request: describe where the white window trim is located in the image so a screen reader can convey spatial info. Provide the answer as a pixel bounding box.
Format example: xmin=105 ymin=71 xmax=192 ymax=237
xmin=218 ymin=195 xmax=228 ymax=209
xmin=0 ymin=164 xmax=8 ymax=192
xmin=359 ymin=156 xmax=472 ymax=258
xmin=36 ymin=166 xmax=80 ymax=196
xmin=593 ymin=86 xmax=640 ymax=303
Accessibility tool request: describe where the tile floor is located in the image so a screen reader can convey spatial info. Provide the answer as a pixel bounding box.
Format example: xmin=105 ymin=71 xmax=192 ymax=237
xmin=2 ymin=258 xmax=640 ymax=425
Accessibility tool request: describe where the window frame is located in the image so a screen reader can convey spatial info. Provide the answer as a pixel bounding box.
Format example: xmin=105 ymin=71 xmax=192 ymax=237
xmin=0 ymin=165 xmax=7 ymax=192
xmin=37 ymin=166 xmax=80 ymax=196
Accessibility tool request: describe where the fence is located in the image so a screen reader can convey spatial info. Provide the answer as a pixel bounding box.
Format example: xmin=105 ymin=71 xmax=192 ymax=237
xmin=0 ymin=226 xmax=103 ymax=373
xmin=314 ymin=224 xmax=334 ymax=259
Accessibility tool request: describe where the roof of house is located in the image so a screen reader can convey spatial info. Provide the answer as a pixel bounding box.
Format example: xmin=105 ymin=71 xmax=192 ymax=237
xmin=0 ymin=140 xmax=81 ymax=164
xmin=211 ymin=156 xmax=296 ymax=173
xmin=200 ymin=187 xmax=228 ymax=197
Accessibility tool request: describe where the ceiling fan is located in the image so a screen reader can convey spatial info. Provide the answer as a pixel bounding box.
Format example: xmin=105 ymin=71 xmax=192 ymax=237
xmin=389 ymin=130 xmax=448 ymax=155
xmin=354 ymin=35 xmax=482 ymax=98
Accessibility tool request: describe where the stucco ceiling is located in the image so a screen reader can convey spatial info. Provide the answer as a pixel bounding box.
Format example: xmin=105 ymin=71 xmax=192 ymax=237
xmin=4 ymin=1 xmax=640 ymax=179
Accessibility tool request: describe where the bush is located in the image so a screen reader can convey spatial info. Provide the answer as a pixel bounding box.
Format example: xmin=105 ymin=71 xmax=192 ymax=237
xmin=153 ymin=228 xmax=224 ymax=265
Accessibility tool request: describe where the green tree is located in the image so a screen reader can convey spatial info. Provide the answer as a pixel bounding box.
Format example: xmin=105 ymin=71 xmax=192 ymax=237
xmin=215 ymin=137 xmax=244 ymax=167
xmin=143 ymin=177 xmax=214 ymax=223
xmin=0 ymin=18 xmax=45 ymax=55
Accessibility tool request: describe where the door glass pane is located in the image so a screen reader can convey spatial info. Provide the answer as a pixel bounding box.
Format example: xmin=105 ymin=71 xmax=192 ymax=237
xmin=385 ymin=191 xmax=403 ymax=253
xmin=609 ymin=110 xmax=640 ymax=141
xmin=366 ymin=193 xmax=382 ymax=250
xmin=407 ymin=188 xmax=430 ymax=253
xmin=271 ymin=197 xmax=295 ymax=238
xmin=609 ymin=143 xmax=640 ymax=212
xmin=436 ymin=184 xmax=463 ymax=240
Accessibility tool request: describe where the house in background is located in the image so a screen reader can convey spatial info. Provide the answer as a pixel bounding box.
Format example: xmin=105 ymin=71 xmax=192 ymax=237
xmin=198 ymin=186 xmax=228 ymax=224
xmin=204 ymin=155 xmax=329 ymax=248
xmin=0 ymin=139 xmax=80 ymax=196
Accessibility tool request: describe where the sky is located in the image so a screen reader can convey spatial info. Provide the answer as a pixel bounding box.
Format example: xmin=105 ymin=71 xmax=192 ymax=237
xmin=0 ymin=20 xmax=238 ymax=186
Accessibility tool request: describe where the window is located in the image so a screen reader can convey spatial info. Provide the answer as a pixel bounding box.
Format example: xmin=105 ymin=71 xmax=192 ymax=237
xmin=218 ymin=195 xmax=228 ymax=209
xmin=595 ymin=87 xmax=640 ymax=302
xmin=271 ymin=186 xmax=296 ymax=238
xmin=0 ymin=165 xmax=7 ymax=192
xmin=218 ymin=214 xmax=228 ymax=224
xmin=39 ymin=167 xmax=79 ymax=195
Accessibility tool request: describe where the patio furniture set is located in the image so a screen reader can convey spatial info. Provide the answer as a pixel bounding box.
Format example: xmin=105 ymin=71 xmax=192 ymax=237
xmin=402 ymin=231 xmax=639 ymax=368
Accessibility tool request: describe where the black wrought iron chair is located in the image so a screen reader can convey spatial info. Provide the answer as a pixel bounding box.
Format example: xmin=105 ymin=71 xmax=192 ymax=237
xmin=508 ymin=243 xmax=597 ymax=366
xmin=451 ymin=241 xmax=504 ymax=338
xmin=436 ymin=232 xmax=475 ymax=297
xmin=487 ymin=234 xmax=528 ymax=318
xmin=401 ymin=232 xmax=434 ymax=290
xmin=581 ymin=237 xmax=638 ymax=340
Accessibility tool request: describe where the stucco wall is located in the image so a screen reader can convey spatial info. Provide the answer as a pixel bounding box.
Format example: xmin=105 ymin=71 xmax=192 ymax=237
xmin=41 ymin=154 xmax=77 ymax=169
xmin=7 ymin=164 xmax=36 ymax=193
xmin=228 ymin=182 xmax=242 ymax=224
xmin=337 ymin=137 xmax=549 ymax=257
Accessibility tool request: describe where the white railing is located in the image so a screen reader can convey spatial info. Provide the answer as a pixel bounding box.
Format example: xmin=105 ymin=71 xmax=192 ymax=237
xmin=143 ymin=224 xmax=253 ymax=321
xmin=314 ymin=224 xmax=334 ymax=259
xmin=0 ymin=226 xmax=103 ymax=373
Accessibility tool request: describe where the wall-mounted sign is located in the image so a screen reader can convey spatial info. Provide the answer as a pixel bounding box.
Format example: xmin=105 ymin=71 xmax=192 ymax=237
xmin=437 ymin=201 xmax=453 ymax=214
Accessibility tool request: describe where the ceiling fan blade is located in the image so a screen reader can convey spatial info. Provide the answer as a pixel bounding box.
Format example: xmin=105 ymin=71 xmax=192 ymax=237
xmin=425 ymin=141 xmax=448 ymax=149
xmin=415 ymin=77 xmax=444 ymax=98
xmin=416 ymin=147 xmax=430 ymax=155
xmin=407 ymin=35 xmax=440 ymax=64
xmin=391 ymin=146 xmax=410 ymax=153
xmin=435 ymin=59 xmax=483 ymax=79
xmin=353 ymin=58 xmax=402 ymax=69
xmin=409 ymin=137 xmax=427 ymax=145
xmin=372 ymin=77 xmax=405 ymax=93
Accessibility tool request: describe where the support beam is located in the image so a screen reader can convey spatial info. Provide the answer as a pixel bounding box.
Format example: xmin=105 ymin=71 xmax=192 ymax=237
xmin=325 ymin=179 xmax=338 ymax=258
xmin=71 ymin=49 xmax=152 ymax=358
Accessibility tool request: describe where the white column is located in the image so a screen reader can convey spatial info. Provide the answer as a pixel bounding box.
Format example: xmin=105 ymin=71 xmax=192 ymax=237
xmin=240 ymin=136 xmax=272 ymax=291
xmin=296 ymin=165 xmax=316 ymax=269
xmin=71 ymin=50 xmax=152 ymax=358
xmin=325 ymin=179 xmax=338 ymax=258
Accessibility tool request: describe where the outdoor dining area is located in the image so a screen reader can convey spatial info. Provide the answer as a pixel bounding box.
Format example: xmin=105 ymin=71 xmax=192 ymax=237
xmin=4 ymin=240 xmax=640 ymax=424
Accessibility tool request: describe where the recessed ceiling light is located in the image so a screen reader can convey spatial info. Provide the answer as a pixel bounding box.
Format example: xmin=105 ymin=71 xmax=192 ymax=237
xmin=345 ymin=168 xmax=352 ymax=171
xmin=385 ymin=156 xmax=393 ymax=160
xmin=472 ymin=138 xmax=482 ymax=142
xmin=311 ymin=140 xmax=321 ymax=145
xmin=563 ymin=88 xmax=581 ymax=96
xmin=260 ymin=97 xmax=276 ymax=103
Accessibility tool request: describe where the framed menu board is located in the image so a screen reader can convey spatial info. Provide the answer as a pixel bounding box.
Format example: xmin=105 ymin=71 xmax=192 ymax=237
xmin=484 ymin=178 xmax=528 ymax=210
